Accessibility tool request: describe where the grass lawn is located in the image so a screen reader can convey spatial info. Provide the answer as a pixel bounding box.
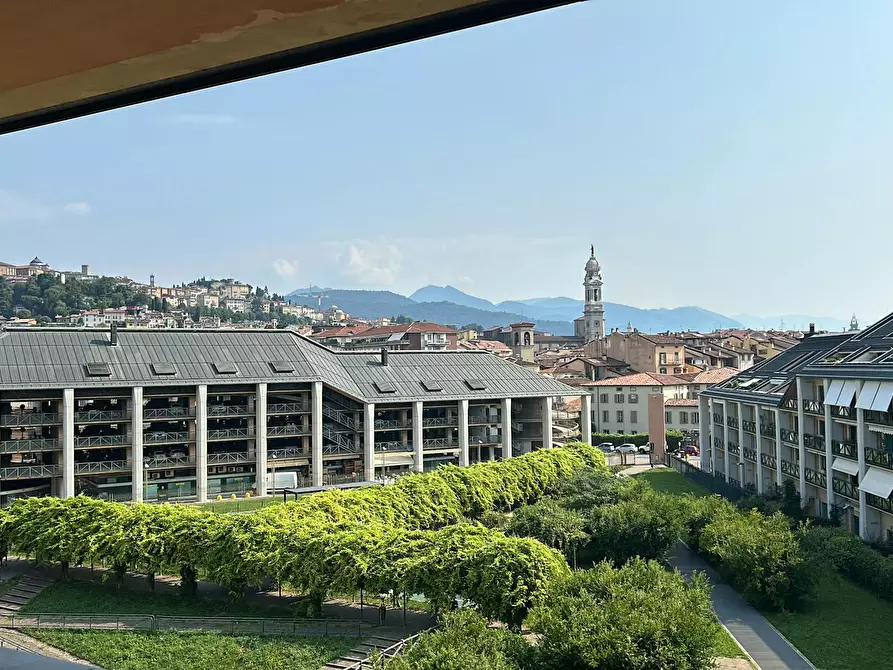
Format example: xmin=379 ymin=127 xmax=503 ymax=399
xmin=28 ymin=630 xmax=354 ymax=670
xmin=633 ymin=468 xmax=713 ymax=497
xmin=714 ymin=626 xmax=747 ymax=660
xmin=765 ymin=572 xmax=893 ymax=670
xmin=22 ymin=580 xmax=303 ymax=618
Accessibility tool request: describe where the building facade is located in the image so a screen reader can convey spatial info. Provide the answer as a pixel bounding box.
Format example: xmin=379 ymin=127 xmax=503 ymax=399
xmin=589 ymin=330 xmax=687 ymax=375
xmin=574 ymin=245 xmax=606 ymax=344
xmin=0 ymin=327 xmax=577 ymax=505
xmin=588 ymin=372 xmax=692 ymax=436
xmin=700 ymin=313 xmax=893 ymax=541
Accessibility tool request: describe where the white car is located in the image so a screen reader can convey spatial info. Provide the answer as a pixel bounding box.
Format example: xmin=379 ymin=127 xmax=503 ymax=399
xmin=596 ymin=442 xmax=615 ymax=452
xmin=615 ymin=443 xmax=640 ymax=454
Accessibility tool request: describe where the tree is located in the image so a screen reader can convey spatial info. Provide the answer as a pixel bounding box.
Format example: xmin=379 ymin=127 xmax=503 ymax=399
xmin=461 ymin=323 xmax=484 ymax=332
xmin=584 ymin=493 xmax=684 ymax=564
xmin=506 ymin=498 xmax=587 ymax=561
xmin=394 ymin=315 xmax=413 ymax=324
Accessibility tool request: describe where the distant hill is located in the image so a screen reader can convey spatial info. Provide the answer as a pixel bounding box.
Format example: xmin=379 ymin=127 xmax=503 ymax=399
xmin=287 ymin=285 xmax=748 ymax=336
xmin=732 ymin=313 xmax=850 ymax=332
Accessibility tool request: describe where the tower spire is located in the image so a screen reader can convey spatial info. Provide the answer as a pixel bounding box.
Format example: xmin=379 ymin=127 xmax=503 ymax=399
xmin=590 ymin=243 xmax=594 ymax=257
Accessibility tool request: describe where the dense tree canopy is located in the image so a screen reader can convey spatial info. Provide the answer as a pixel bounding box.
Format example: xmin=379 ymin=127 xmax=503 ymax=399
xmin=0 ymin=275 xmax=151 ymax=319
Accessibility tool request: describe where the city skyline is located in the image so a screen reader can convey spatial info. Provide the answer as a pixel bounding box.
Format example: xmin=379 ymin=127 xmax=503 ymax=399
xmin=1 ymin=1 xmax=892 ymax=322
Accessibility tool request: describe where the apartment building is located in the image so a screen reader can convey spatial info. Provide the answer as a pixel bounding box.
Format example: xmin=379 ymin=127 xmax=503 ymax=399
xmin=342 ymin=323 xmax=458 ymax=352
xmin=587 ymin=330 xmax=686 ymax=375
xmin=588 ymin=372 xmax=692 ymax=435
xmin=700 ymin=313 xmax=893 ymax=540
xmin=482 ymin=323 xmax=536 ymax=362
xmin=0 ymin=326 xmax=576 ymax=505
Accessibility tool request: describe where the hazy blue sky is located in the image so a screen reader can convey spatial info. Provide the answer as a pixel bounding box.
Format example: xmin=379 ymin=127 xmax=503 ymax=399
xmin=1 ymin=1 xmax=891 ymax=322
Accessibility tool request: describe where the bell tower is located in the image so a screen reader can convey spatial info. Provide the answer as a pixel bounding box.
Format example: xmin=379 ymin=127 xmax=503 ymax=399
xmin=582 ymin=245 xmax=605 ymax=343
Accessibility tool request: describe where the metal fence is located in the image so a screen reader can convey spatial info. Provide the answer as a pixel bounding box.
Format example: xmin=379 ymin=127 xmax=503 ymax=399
xmin=603 ymin=452 xmax=650 ymax=467
xmin=663 ymin=453 xmax=746 ymax=501
xmin=0 ymin=613 xmax=370 ymax=637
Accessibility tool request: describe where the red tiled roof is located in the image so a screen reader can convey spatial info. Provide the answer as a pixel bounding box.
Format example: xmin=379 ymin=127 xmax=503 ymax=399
xmin=640 ymin=333 xmax=684 ymax=345
xmin=349 ymin=322 xmax=456 ymax=338
xmin=312 ymin=326 xmax=368 ymax=338
xmin=590 ymin=372 xmax=687 ymax=387
xmin=564 ymin=396 xmax=583 ymax=412
xmin=676 ymin=368 xmax=739 ymax=385
xmin=458 ymin=339 xmax=510 ymax=352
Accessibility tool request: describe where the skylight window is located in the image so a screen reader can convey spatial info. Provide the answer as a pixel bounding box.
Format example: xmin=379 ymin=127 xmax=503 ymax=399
xmin=85 ymin=362 xmax=111 ymax=377
xmin=465 ymin=379 xmax=487 ymax=391
xmin=270 ymin=361 xmax=295 ymax=373
xmin=151 ymin=362 xmax=177 ymax=375
xmin=374 ymin=381 xmax=397 ymax=394
xmin=212 ymin=361 xmax=238 ymax=374
xmin=819 ymin=351 xmax=849 ymax=364
xmin=421 ymin=380 xmax=443 ymax=392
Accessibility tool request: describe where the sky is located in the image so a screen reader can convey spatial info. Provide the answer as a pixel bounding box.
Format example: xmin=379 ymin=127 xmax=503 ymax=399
xmin=2 ymin=1 xmax=892 ymax=323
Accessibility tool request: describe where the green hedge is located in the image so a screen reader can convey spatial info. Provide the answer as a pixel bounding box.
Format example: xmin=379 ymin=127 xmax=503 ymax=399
xmin=801 ymin=525 xmax=893 ymax=604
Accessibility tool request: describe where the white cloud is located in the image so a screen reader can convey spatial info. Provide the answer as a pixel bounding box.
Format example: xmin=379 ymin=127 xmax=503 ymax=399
xmin=169 ymin=114 xmax=236 ymax=126
xmin=272 ymin=258 xmax=299 ymax=278
xmin=336 ymin=240 xmax=402 ymax=286
xmin=63 ymin=202 xmax=92 ymax=215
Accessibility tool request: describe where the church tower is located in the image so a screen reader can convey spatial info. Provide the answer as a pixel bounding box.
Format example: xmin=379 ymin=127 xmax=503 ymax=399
xmin=582 ymin=245 xmax=605 ymax=343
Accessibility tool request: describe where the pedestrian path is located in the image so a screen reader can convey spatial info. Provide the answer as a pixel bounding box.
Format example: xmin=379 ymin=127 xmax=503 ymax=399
xmin=668 ymin=543 xmax=814 ymax=670
xmin=0 ymin=573 xmax=54 ymax=617
xmin=320 ymin=633 xmax=404 ymax=670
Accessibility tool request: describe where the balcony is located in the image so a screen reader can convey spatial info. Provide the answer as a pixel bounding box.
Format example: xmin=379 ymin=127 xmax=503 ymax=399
xmin=780 ymin=428 xmax=798 ymax=445
xmin=0 ymin=438 xmax=60 ymax=453
xmin=375 ymin=440 xmax=413 ymax=453
xmin=209 ymin=427 xmax=254 ymax=441
xmin=422 ymin=416 xmax=457 ymax=428
xmin=423 ymin=438 xmax=459 ymax=451
xmin=0 ymin=464 xmax=60 ymax=479
xmin=75 ymin=409 xmax=128 ymax=423
xmin=714 ymin=471 xmax=726 ymax=482
xmin=74 ymin=435 xmax=129 ymax=448
xmin=268 ymin=402 xmax=311 ymax=415
xmin=728 ymin=443 xmax=740 ymax=457
xmin=805 ymin=467 xmax=826 ymax=488
xmin=865 ymin=410 xmax=893 ymax=427
xmin=269 ymin=446 xmax=309 ymax=460
xmin=208 ymin=404 xmax=252 ymax=417
xmin=726 ymin=416 xmax=739 ymax=429
xmin=468 ymin=414 xmax=499 ymax=426
xmin=867 ymin=492 xmax=893 ymax=514
xmin=322 ymin=442 xmax=361 ymax=456
xmin=781 ymin=398 xmax=798 ymax=411
xmin=144 ymin=455 xmax=196 ymax=469
xmin=75 ymin=460 xmax=130 ymax=474
xmin=373 ymin=419 xmax=413 ymax=431
xmin=144 ymin=407 xmax=194 ymax=419
xmin=266 ymin=425 xmax=308 ymax=438
xmin=832 ymin=440 xmax=857 ymax=460
xmin=803 ymin=399 xmax=823 ymax=415
xmin=208 ymin=451 xmax=253 ymax=465
xmin=713 ymin=436 xmax=724 ymax=449
xmin=713 ymin=413 xmax=724 ymax=425
xmin=760 ymin=423 xmax=776 ymax=438
xmin=804 ymin=433 xmax=825 ymax=452
xmin=832 ymin=405 xmax=855 ymax=420
xmin=742 ymin=419 xmax=756 ymax=433
xmin=729 ymin=477 xmax=741 ymax=488
xmin=833 ymin=476 xmax=858 ymax=500
xmin=781 ymin=459 xmax=800 ymax=478
xmin=866 ymin=447 xmax=893 ymax=471
xmin=761 ymin=453 xmax=777 ymax=469
xmin=743 ymin=447 xmax=757 ymax=462
xmin=471 ymin=435 xmax=502 ymax=445
xmin=0 ymin=412 xmax=60 ymax=427
xmin=143 ymin=431 xmax=191 ymax=445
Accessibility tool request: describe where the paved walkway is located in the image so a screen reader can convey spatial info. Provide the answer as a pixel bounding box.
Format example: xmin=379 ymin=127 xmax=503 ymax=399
xmin=668 ymin=543 xmax=814 ymax=670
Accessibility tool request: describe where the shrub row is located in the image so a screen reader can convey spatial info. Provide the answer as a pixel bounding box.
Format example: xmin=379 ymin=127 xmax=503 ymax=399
xmin=801 ymin=525 xmax=893 ymax=603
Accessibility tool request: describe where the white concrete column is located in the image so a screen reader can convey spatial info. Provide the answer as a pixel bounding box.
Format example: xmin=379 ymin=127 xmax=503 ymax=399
xmin=796 ymin=377 xmax=807 ymax=500
xmin=580 ymin=395 xmax=592 ymax=446
xmin=363 ymin=402 xmax=375 ymax=482
xmin=312 ymin=381 xmax=324 ymax=487
xmin=823 ymin=379 xmax=835 ymax=512
xmin=502 ymin=398 xmax=513 ymax=459
xmin=195 ymin=385 xmax=208 ymax=502
xmin=458 ymin=399 xmax=470 ymax=466
xmin=131 ymin=387 xmax=144 ymax=503
xmin=722 ymin=400 xmax=730 ymax=479
xmin=62 ymin=388 xmax=75 ymax=498
xmin=773 ymin=407 xmax=783 ymax=487
xmin=708 ymin=398 xmax=716 ymax=473
xmin=857 ymin=406 xmax=868 ymax=539
xmin=755 ymin=405 xmax=764 ymax=493
xmin=412 ymin=401 xmax=423 ymax=473
xmin=737 ymin=401 xmax=746 ymax=486
xmin=542 ymin=396 xmax=554 ymax=450
xmin=255 ymin=383 xmax=268 ymax=496
xmin=698 ymin=395 xmax=710 ymax=471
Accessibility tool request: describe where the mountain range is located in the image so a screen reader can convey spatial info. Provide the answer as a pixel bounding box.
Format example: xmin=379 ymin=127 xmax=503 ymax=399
xmin=289 ymin=285 xmax=833 ymax=336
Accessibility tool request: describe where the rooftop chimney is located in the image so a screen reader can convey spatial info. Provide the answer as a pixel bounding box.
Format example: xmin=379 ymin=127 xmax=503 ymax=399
xmin=380 ymin=347 xmax=388 ymax=366
xmin=110 ymin=322 xmax=119 ymax=347
xmin=806 ymin=323 xmax=815 ymax=338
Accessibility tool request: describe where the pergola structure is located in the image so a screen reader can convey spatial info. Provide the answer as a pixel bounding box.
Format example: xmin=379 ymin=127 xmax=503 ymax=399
xmin=1 ymin=0 xmax=582 ymax=135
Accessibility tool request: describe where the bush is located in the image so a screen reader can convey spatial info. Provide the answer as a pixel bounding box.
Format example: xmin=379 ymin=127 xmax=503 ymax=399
xmin=801 ymin=525 xmax=893 ymax=603
xmin=556 ymin=468 xmax=631 ymax=512
xmin=584 ymin=493 xmax=684 ymax=564
xmin=698 ymin=510 xmax=815 ymax=612
xmin=505 ymin=498 xmax=588 ymax=559
xmin=529 ymin=559 xmax=719 ymax=670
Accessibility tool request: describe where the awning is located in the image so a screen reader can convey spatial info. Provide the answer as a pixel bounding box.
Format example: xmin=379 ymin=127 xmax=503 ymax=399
xmin=832 ymin=457 xmax=860 ymax=476
xmin=869 ymin=425 xmax=893 ymax=436
xmin=376 ymin=454 xmax=415 ymax=468
xmin=856 ymin=380 xmax=881 ymax=410
xmin=872 ymin=383 xmax=893 ymax=413
xmin=836 ymin=380 xmax=860 ymax=408
xmin=825 ymin=380 xmax=844 ymax=406
xmin=859 ymin=467 xmax=893 ymax=499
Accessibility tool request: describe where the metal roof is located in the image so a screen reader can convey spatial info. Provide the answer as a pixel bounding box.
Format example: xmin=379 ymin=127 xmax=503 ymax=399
xmin=801 ymin=312 xmax=893 ymax=380
xmin=0 ymin=328 xmax=576 ymax=402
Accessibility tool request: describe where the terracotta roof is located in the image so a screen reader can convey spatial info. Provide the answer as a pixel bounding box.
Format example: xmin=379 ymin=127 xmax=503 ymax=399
xmin=675 ymin=368 xmax=739 ymax=385
xmin=564 ymin=396 xmax=583 ymax=412
xmin=312 ymin=326 xmax=368 ymax=338
xmin=459 ymin=339 xmax=510 ymax=352
xmin=665 ymin=398 xmax=698 ymax=407
xmin=347 ymin=322 xmax=456 ymax=338
xmin=640 ymin=333 xmax=684 ymax=345
xmin=590 ymin=372 xmax=687 ymax=387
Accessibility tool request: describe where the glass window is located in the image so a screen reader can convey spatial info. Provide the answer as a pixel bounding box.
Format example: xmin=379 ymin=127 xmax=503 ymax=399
xmin=616 ymin=410 xmax=624 ymax=422
xmin=628 ymin=393 xmax=638 ymax=403
xmin=600 ymin=393 xmax=609 ymax=403
xmin=630 ymin=411 xmax=638 ymax=424
xmin=602 ymin=410 xmax=609 ymax=422
xmin=614 ymin=394 xmax=624 ymax=403
xmin=666 ymin=411 xmax=672 ymax=423
xmin=680 ymin=412 xmax=688 ymax=424
xmin=692 ymin=411 xmax=699 ymax=423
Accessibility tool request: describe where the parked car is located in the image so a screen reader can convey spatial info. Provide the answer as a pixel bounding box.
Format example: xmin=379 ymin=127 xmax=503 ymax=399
xmin=596 ymin=442 xmax=616 ymax=452
xmin=616 ymin=443 xmax=638 ymax=454
xmin=682 ymin=445 xmax=700 ymax=456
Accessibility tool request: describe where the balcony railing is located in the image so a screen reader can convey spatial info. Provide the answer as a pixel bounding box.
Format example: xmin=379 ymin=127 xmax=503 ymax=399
xmin=867 ymin=492 xmax=893 ymax=514
xmin=0 ymin=464 xmax=61 ymax=479
xmin=468 ymin=414 xmax=498 ymax=426
xmin=74 ymin=435 xmax=130 ymax=448
xmin=511 ymin=421 xmax=523 ymax=432
xmin=781 ymin=398 xmax=798 ymax=411
xmin=832 ymin=405 xmax=855 ymax=420
xmin=760 ymin=423 xmax=776 ymax=438
xmin=0 ymin=412 xmax=60 ymax=427
xmin=143 ymin=431 xmax=191 ymax=444
xmin=144 ymin=407 xmax=194 ymax=419
xmin=761 ymin=453 xmax=777 ymax=469
xmin=726 ymin=416 xmax=739 ymax=429
xmin=266 ymin=425 xmax=308 ymax=438
xmin=373 ymin=419 xmax=413 ymax=431
xmin=144 ymin=455 xmax=196 ymax=468
xmin=422 ymin=417 xmax=457 ymax=427
xmin=322 ymin=405 xmax=356 ymax=429
xmin=268 ymin=402 xmax=311 ymax=415
xmin=269 ymin=446 xmax=309 ymax=460
xmin=781 ymin=459 xmax=800 ymax=478
xmin=742 ymin=419 xmax=756 ymax=433
xmin=804 ymin=433 xmax=825 ymax=451
xmin=208 ymin=451 xmax=253 ymax=465
xmin=75 ymin=460 xmax=130 ymax=474
xmin=714 ymin=471 xmax=726 ymax=482
xmin=322 ymin=443 xmax=361 ymax=456
xmin=712 ymin=437 xmax=723 ymax=449
xmin=866 ymin=447 xmax=893 ymax=470
xmin=375 ymin=441 xmax=413 ymax=453
xmin=832 ymin=440 xmax=857 ymax=460
xmin=0 ymin=438 xmax=60 ymax=453
xmin=833 ymin=476 xmax=858 ymax=500
xmin=713 ymin=413 xmax=724 ymax=424
xmin=729 ymin=477 xmax=741 ymax=488
xmin=208 ymin=404 xmax=252 ymax=417
xmin=803 ymin=399 xmax=823 ymax=415
xmin=865 ymin=410 xmax=893 ymax=427
xmin=743 ymin=447 xmax=757 ymax=462
xmin=423 ymin=438 xmax=459 ymax=450
xmin=471 ymin=435 xmax=502 ymax=445
xmin=208 ymin=427 xmax=253 ymax=440
xmin=728 ymin=443 xmax=740 ymax=456
xmin=75 ymin=409 xmax=128 ymax=423
xmin=780 ymin=428 xmax=798 ymax=445
xmin=805 ymin=467 xmax=826 ymax=488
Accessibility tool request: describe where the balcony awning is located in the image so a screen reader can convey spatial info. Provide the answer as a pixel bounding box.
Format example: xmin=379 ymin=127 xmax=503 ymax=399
xmin=869 ymin=425 xmax=893 ymax=436
xmin=837 ymin=380 xmax=860 ymax=408
xmin=856 ymin=380 xmax=881 ymax=410
xmin=872 ymin=383 xmax=893 ymax=413
xmin=824 ymin=380 xmax=844 ymax=406
xmin=859 ymin=466 xmax=893 ymax=499
xmin=375 ymin=454 xmax=415 ymax=468
xmin=832 ymin=457 xmax=860 ymax=477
